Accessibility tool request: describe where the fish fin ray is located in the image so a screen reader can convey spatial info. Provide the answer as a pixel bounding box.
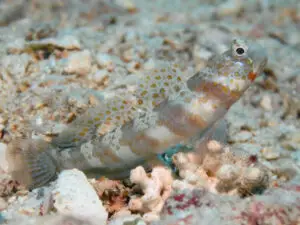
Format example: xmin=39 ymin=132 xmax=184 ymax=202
xmin=6 ymin=138 xmax=57 ymax=189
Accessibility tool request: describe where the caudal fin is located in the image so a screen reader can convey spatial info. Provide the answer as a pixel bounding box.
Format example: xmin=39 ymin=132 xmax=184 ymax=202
xmin=6 ymin=138 xmax=58 ymax=189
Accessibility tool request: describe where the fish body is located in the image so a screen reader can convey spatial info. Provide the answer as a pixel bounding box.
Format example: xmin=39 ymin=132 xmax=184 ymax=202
xmin=7 ymin=39 xmax=267 ymax=189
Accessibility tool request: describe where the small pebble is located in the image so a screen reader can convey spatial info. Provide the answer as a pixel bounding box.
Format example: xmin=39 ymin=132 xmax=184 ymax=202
xmin=260 ymin=147 xmax=280 ymax=160
xmin=96 ymin=53 xmax=123 ymax=69
xmin=89 ymin=69 xmax=109 ymax=83
xmin=260 ymin=95 xmax=273 ymax=111
xmin=207 ymin=140 xmax=223 ymax=153
xmin=115 ymin=0 xmax=137 ymax=12
xmin=215 ymin=0 xmax=242 ymax=17
xmin=63 ymin=50 xmax=92 ymax=76
xmin=229 ymin=131 xmax=253 ymax=143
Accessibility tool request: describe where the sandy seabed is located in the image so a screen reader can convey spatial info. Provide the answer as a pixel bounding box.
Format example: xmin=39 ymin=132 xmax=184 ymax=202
xmin=0 ymin=0 xmax=299 ymax=224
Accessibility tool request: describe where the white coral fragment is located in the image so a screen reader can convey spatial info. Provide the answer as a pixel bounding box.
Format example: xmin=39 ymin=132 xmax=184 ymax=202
xmin=128 ymin=166 xmax=173 ymax=222
xmin=52 ymin=169 xmax=108 ymax=225
xmin=172 ymin=140 xmax=270 ymax=196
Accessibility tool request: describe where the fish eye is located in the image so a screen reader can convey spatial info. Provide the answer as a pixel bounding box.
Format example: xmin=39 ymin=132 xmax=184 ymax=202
xmin=231 ymin=39 xmax=248 ymax=58
xmin=236 ymin=47 xmax=245 ymax=55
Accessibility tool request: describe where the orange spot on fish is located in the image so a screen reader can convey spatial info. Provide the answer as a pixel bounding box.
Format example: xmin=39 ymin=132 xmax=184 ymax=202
xmin=248 ymin=71 xmax=257 ymax=82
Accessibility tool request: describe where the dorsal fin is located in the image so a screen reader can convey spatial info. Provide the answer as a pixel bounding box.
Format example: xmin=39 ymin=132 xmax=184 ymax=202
xmin=134 ymin=61 xmax=194 ymax=110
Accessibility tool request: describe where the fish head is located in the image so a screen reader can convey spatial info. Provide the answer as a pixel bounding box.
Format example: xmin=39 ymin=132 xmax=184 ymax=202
xmin=218 ymin=38 xmax=268 ymax=93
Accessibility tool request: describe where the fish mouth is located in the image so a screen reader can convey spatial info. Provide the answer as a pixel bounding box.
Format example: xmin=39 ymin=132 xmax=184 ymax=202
xmin=248 ymin=42 xmax=268 ymax=76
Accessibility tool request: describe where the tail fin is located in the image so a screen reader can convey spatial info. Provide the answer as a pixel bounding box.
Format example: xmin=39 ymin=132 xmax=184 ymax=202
xmin=6 ymin=138 xmax=58 ymax=189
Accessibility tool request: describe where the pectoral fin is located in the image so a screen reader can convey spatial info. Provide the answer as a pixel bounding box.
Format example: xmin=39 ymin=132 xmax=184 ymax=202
xmin=6 ymin=138 xmax=58 ymax=189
